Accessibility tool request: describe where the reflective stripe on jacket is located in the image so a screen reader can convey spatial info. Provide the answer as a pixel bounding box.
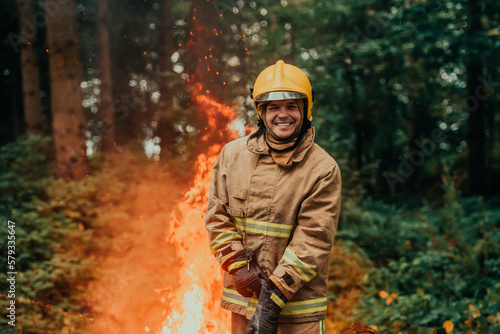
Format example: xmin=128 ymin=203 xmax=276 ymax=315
xmin=205 ymin=128 xmax=341 ymax=323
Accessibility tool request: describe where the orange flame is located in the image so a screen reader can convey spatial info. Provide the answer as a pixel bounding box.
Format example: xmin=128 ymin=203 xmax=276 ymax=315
xmin=153 ymin=91 xmax=242 ymax=334
xmin=82 ymin=87 xmax=243 ymax=334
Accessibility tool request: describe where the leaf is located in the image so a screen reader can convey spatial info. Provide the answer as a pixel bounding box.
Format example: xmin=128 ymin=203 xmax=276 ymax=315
xmin=487 ymin=313 xmax=500 ymax=323
xmin=386 ymin=292 xmax=398 ymax=305
xmin=468 ymin=304 xmax=481 ymax=318
xmin=378 ymin=290 xmax=389 ymax=299
xmin=443 ymin=320 xmax=454 ymax=333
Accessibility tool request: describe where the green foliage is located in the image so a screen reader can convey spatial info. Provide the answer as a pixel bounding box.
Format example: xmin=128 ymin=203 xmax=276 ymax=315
xmin=338 ymin=196 xmax=500 ymax=333
xmin=267 ymin=0 xmax=500 ymax=198
xmin=0 ymin=136 xmax=53 ymax=208
xmin=0 ymin=137 xmax=95 ymax=333
xmin=0 ymin=136 xmax=144 ymax=333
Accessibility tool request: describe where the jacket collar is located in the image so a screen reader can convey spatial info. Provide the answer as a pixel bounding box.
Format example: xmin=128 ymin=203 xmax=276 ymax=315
xmin=246 ymin=127 xmax=315 ymax=164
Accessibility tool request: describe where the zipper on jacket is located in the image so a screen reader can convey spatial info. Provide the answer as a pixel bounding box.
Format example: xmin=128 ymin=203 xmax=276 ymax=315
xmin=245 ymin=249 xmax=252 ymax=270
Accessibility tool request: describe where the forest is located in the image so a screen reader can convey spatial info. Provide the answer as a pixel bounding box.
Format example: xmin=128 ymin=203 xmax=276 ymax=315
xmin=0 ymin=0 xmax=499 ymax=333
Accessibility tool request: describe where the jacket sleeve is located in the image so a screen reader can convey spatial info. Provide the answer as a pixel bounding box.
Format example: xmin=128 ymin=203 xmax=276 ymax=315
xmin=205 ymin=146 xmax=246 ymax=272
xmin=270 ymin=163 xmax=341 ymax=300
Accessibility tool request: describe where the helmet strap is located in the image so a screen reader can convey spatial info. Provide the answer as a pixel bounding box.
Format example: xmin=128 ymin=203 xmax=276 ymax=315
xmin=257 ymin=118 xmax=264 ymax=128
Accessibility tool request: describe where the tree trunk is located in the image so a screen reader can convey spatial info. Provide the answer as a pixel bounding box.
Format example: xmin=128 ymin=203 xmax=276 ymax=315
xmin=465 ymin=0 xmax=485 ymax=195
xmin=17 ymin=0 xmax=43 ymax=136
xmin=344 ymin=53 xmax=363 ymax=168
xmin=96 ymin=0 xmax=114 ymax=151
xmin=46 ymin=0 xmax=88 ymax=180
xmin=11 ymin=73 xmax=24 ymax=140
xmin=156 ymin=0 xmax=177 ymax=159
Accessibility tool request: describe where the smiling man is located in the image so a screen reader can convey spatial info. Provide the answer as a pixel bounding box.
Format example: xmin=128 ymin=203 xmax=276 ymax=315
xmin=205 ymin=60 xmax=342 ymax=334
xmin=264 ymin=99 xmax=302 ymax=138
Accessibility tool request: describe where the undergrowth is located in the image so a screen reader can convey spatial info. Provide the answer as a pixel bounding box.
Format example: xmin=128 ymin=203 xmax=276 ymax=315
xmin=330 ymin=196 xmax=500 ymax=333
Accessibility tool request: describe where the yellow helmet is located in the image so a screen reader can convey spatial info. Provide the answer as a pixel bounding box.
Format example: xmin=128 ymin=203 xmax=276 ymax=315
xmin=251 ymin=60 xmax=314 ymax=121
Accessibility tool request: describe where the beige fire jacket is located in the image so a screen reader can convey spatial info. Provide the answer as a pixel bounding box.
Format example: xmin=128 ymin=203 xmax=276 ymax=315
xmin=205 ymin=128 xmax=341 ymax=323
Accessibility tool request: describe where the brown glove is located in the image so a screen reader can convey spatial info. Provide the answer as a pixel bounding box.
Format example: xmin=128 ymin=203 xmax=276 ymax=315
xmin=229 ymin=249 xmax=264 ymax=298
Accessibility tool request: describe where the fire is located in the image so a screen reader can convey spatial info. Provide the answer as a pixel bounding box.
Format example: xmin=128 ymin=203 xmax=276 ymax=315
xmin=154 ymin=91 xmax=241 ymax=334
xmin=81 ymin=86 xmax=242 ymax=333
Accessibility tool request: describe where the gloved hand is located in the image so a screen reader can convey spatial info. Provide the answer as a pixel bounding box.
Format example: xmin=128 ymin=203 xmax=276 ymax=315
xmin=229 ymin=250 xmax=263 ymax=297
xmin=244 ymin=279 xmax=287 ymax=334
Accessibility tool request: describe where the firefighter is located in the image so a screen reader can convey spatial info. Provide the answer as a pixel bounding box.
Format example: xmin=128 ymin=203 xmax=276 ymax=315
xmin=205 ymin=60 xmax=342 ymax=334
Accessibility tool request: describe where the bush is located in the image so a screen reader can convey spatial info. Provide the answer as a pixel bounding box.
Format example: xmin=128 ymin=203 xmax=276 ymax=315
xmin=337 ymin=196 xmax=500 ymax=333
xmin=0 ymin=137 xmax=105 ymax=333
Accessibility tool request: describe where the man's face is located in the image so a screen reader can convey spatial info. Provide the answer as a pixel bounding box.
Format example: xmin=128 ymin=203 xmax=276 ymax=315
xmin=265 ymin=99 xmax=302 ymax=139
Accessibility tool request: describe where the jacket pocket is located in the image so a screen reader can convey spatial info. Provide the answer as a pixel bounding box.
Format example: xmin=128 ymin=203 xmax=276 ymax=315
xmin=228 ymin=187 xmax=247 ymax=214
xmin=231 ymin=187 xmax=248 ymax=200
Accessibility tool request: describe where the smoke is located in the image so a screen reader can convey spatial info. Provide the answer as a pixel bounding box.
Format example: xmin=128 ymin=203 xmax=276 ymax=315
xmin=83 ymin=160 xmax=185 ymax=334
